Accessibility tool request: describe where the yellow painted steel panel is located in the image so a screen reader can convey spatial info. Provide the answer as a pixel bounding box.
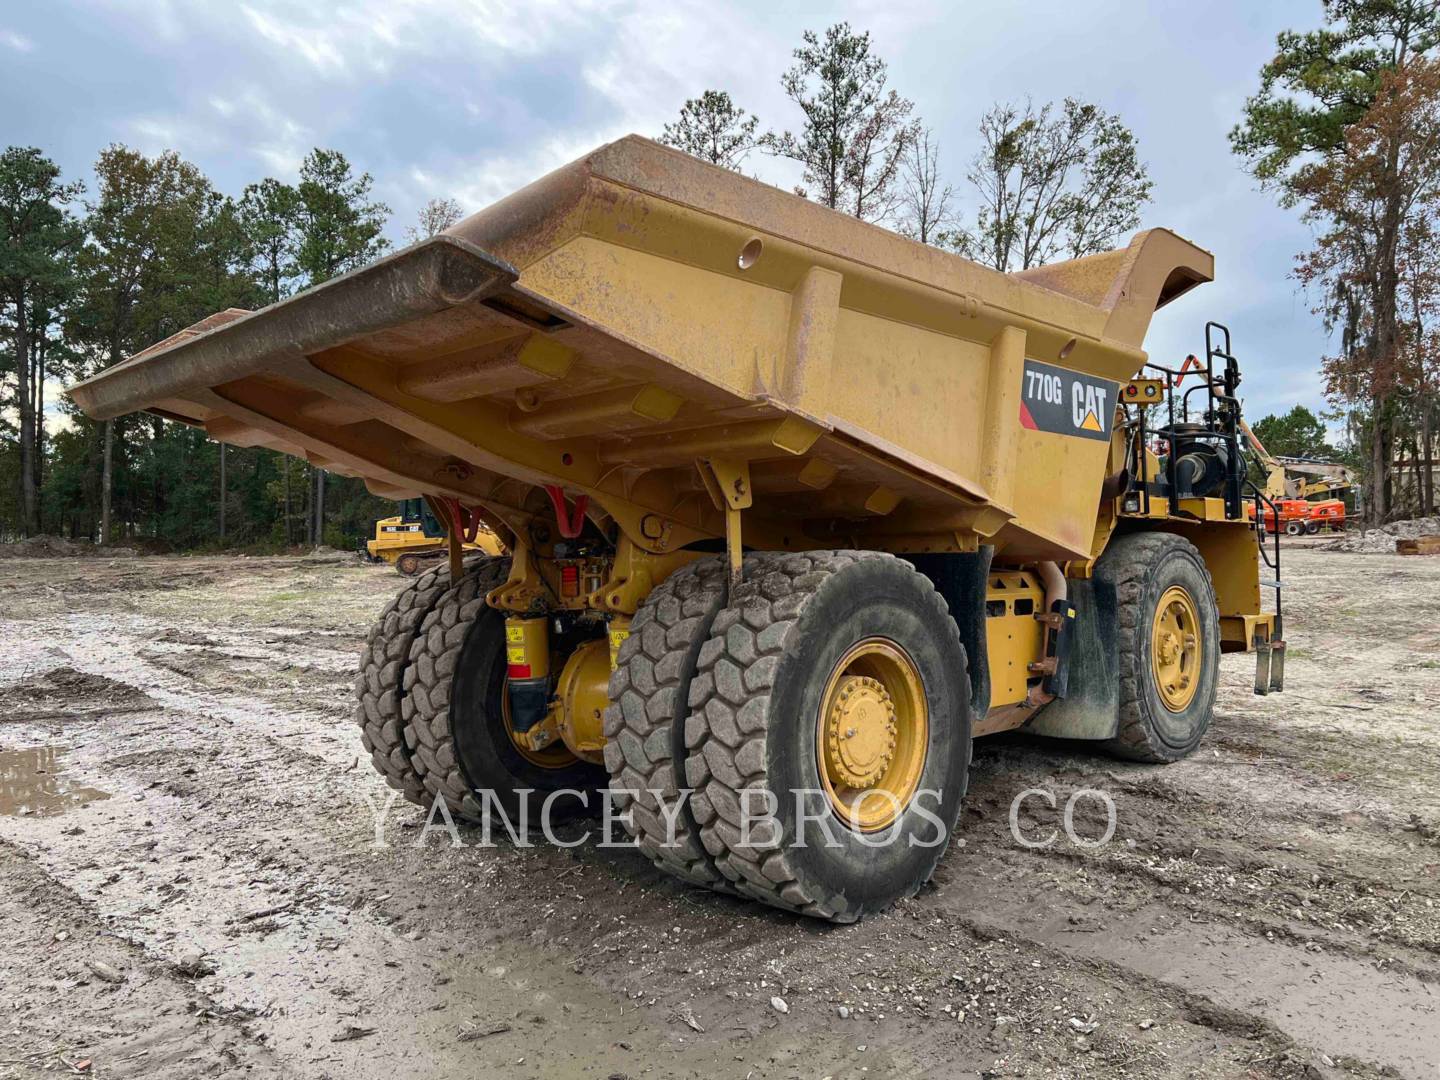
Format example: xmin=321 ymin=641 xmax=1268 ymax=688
xmin=69 ymin=136 xmax=1216 ymax=562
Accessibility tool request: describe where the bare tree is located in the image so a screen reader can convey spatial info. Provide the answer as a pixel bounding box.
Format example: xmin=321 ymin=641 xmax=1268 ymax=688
xmin=948 ymin=98 xmax=1152 ymax=271
xmin=762 ymin=22 xmax=916 ymax=222
xmin=405 ymin=197 xmax=463 ymax=244
xmin=660 ymin=90 xmax=760 ymax=170
xmin=897 ymin=128 xmax=952 ymax=244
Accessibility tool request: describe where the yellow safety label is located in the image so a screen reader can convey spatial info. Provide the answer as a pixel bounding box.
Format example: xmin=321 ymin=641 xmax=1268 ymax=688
xmin=505 ymin=626 xmax=525 ymax=644
xmin=608 ymin=628 xmax=629 ymax=670
xmin=506 ymin=645 xmax=526 ymax=666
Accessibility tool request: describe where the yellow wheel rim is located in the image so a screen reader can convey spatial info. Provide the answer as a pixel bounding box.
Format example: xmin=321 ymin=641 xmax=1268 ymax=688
xmin=816 ymin=638 xmax=928 ymax=832
xmin=1151 ymin=585 xmax=1201 ymax=712
xmin=500 ymin=679 xmax=576 ymax=769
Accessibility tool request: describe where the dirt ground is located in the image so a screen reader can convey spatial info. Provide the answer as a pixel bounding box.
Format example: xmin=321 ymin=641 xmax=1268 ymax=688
xmin=1 ymin=545 xmax=1436 ymax=1080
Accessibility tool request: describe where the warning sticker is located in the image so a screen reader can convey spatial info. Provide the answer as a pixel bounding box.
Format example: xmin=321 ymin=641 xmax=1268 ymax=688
xmin=1019 ymin=359 xmax=1118 ymax=442
xmin=505 ymin=624 xmax=527 ymax=667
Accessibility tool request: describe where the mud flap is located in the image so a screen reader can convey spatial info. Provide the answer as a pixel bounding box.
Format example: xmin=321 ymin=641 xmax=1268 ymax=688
xmin=1027 ymin=578 xmax=1121 ymax=740
xmin=905 ymin=548 xmax=995 ymax=718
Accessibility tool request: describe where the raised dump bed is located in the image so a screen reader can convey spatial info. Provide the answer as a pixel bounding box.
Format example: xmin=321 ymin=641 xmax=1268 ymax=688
xmin=71 ymin=136 xmax=1213 ymax=563
xmin=70 ymin=136 xmax=1280 ymax=923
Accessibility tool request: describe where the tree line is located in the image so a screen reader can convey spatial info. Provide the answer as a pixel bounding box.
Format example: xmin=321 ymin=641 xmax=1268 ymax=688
xmin=1 ymin=137 xmax=466 ymax=548
xmin=5 ymin=5 xmax=1438 ymax=547
xmin=1232 ymin=0 xmax=1440 ymax=521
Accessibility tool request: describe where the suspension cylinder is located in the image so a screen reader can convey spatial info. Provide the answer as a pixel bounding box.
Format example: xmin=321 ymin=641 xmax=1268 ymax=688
xmin=504 ymin=616 xmax=551 ymax=733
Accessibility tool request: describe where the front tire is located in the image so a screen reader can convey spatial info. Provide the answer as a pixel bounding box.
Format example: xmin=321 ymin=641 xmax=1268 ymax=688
xmin=684 ymin=551 xmax=971 ymax=923
xmin=1098 ymin=532 xmax=1220 ymax=763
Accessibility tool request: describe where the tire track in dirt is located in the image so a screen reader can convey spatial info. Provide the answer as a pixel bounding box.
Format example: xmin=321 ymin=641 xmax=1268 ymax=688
xmin=0 ymin=613 xmax=1310 ymax=1079
xmin=0 ymin=839 xmax=280 ymax=1079
xmin=2 ymin=549 xmax=1434 ymax=1078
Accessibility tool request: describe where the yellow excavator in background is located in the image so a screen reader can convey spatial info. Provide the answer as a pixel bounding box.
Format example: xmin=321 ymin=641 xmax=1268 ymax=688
xmin=367 ymin=497 xmax=505 ymax=575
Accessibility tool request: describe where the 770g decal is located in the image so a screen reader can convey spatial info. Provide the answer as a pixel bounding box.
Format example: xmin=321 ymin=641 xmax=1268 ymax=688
xmin=1019 ymin=359 xmax=1118 ymax=443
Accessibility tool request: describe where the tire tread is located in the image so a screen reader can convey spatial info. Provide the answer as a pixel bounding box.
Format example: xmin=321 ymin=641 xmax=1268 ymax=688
xmin=684 ymin=550 xmax=964 ymax=922
xmin=1099 ymin=531 xmax=1217 ymax=763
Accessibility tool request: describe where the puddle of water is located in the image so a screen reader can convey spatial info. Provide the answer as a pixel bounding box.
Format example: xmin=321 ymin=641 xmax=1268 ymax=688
xmin=0 ymin=745 xmax=111 ymax=817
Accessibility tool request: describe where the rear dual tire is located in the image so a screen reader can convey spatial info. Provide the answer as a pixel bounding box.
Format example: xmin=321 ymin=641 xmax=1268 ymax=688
xmin=603 ymin=556 xmax=737 ymax=890
xmin=359 ymin=557 xmax=604 ymax=825
xmin=356 ymin=559 xmax=476 ymax=805
xmin=683 ymin=551 xmax=971 ymax=922
xmin=403 ymin=559 xmax=605 ymax=821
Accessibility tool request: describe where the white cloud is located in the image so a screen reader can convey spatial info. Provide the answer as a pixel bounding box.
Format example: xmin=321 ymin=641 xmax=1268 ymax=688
xmin=1 ymin=28 xmax=34 ymax=52
xmin=231 ymin=0 xmax=619 ymax=82
xmin=391 ymin=127 xmax=628 ymax=216
xmin=129 ymin=87 xmax=310 ymax=174
xmin=129 ymin=116 xmax=184 ymax=148
xmin=241 ymin=5 xmax=348 ymax=75
xmin=100 ymin=0 xmax=189 ymax=42
xmin=232 ymin=88 xmax=312 ymax=175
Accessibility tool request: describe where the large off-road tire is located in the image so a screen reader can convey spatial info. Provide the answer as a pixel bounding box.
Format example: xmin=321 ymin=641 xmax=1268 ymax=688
xmin=1285 ymin=519 xmax=1304 ymax=537
xmin=1305 ymin=520 xmax=1322 ymax=535
xmin=1098 ymin=531 xmax=1221 ymax=763
xmin=603 ymin=556 xmax=749 ymax=891
xmin=684 ymin=551 xmax=971 ymax=923
xmin=403 ymin=559 xmax=606 ymax=822
xmin=356 ymin=560 xmax=479 ymax=805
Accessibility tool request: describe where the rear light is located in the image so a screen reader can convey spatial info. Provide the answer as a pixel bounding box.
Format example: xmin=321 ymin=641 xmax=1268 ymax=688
xmin=561 ymin=563 xmax=580 ymax=597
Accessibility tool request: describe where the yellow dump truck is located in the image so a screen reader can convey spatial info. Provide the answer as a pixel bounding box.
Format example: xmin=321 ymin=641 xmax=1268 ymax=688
xmin=70 ymin=136 xmax=1284 ymax=923
xmin=367 ymin=497 xmax=505 ymax=575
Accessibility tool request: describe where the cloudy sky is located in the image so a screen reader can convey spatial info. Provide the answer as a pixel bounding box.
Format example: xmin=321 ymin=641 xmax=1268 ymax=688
xmin=3 ymin=0 xmax=1335 ymax=424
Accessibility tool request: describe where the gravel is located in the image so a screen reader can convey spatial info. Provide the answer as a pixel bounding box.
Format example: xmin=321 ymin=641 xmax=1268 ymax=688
xmin=1324 ymin=515 xmax=1440 ymax=553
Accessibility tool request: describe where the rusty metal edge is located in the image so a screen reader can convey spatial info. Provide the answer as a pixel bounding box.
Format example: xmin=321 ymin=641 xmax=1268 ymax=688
xmin=68 ymin=236 xmax=520 ymax=421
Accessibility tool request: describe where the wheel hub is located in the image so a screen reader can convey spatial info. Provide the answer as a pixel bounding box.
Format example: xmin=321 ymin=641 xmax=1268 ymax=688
xmin=816 ymin=639 xmax=928 ymax=833
xmin=1151 ymin=585 xmax=1201 ymax=712
xmin=823 ymin=675 xmax=898 ymax=789
xmin=1158 ymin=630 xmax=1179 ymax=665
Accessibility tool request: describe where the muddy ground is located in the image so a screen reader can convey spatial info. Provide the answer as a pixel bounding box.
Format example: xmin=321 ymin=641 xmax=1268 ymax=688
xmin=0 ymin=545 xmax=1436 ymax=1080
